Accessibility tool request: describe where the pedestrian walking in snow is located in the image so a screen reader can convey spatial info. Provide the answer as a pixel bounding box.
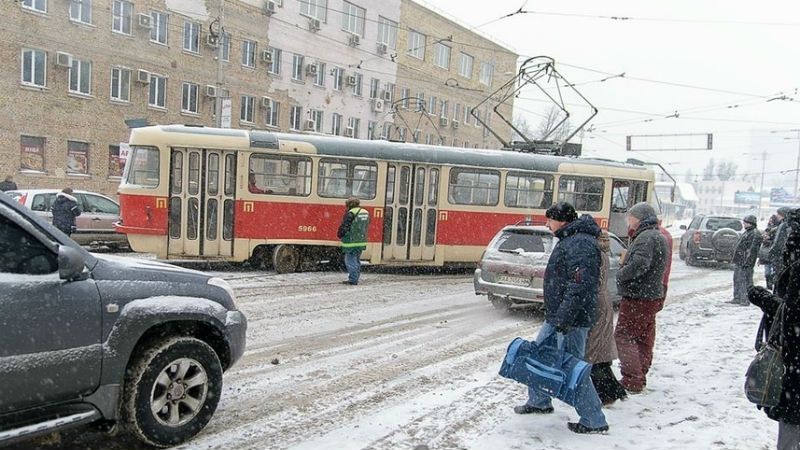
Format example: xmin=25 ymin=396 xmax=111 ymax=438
xmin=586 ymin=231 xmax=627 ymax=405
xmin=0 ymin=176 xmax=17 ymax=192
xmin=337 ymin=197 xmax=370 ymax=285
xmin=51 ymin=187 xmax=81 ymax=236
xmin=768 ymin=207 xmax=791 ymax=293
xmin=731 ymin=215 xmax=763 ymax=305
xmin=747 ymin=207 xmax=800 ymax=450
xmin=658 ymin=220 xmax=673 ymax=298
xmin=761 ymin=213 xmax=782 ymax=290
xmin=614 ymin=202 xmax=669 ymax=394
xmin=513 ymin=201 xmax=609 ymax=434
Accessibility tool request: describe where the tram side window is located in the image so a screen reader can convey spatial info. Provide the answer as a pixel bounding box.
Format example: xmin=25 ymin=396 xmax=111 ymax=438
xmin=505 ymin=172 xmax=553 ymax=209
xmin=248 ymin=154 xmax=312 ymax=196
xmin=448 ymin=168 xmax=500 ymax=206
xmin=558 ymin=176 xmax=604 ymax=212
xmin=318 ymin=159 xmax=378 ymax=200
xmin=124 ymin=147 xmax=160 ymax=187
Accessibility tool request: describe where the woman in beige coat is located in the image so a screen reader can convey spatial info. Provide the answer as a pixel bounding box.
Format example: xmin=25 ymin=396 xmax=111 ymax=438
xmin=586 ymin=231 xmax=627 ymax=405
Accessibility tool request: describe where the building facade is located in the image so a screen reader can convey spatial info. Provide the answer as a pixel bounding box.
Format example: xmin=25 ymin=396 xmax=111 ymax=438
xmin=1 ymin=0 xmax=517 ymax=197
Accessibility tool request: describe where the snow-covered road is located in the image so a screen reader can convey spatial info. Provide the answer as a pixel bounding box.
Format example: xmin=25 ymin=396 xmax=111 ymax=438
xmin=21 ymin=257 xmax=777 ymax=450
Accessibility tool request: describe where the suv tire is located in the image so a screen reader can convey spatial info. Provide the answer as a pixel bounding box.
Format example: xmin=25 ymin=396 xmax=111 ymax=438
xmin=122 ymin=337 xmax=223 ymax=448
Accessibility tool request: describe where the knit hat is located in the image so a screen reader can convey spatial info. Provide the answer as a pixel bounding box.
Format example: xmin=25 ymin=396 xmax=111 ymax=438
xmin=628 ymin=202 xmax=657 ymax=220
xmin=743 ymin=215 xmax=757 ymax=226
xmin=545 ymin=201 xmax=578 ymax=222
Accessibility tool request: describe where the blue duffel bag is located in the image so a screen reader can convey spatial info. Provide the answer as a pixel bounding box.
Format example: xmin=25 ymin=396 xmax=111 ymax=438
xmin=499 ymin=334 xmax=592 ymax=407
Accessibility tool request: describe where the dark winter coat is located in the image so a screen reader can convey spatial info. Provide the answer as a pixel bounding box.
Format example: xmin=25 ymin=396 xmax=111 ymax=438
xmin=733 ymin=227 xmax=763 ymax=268
xmin=0 ymin=180 xmax=17 ymax=192
xmin=543 ymin=214 xmax=601 ymax=329
xmin=748 ymin=225 xmax=800 ymax=425
xmin=586 ymin=234 xmax=618 ymax=364
xmin=51 ymin=192 xmax=81 ymax=234
xmin=616 ymin=217 xmax=669 ymax=300
xmin=769 ymin=222 xmax=790 ymax=275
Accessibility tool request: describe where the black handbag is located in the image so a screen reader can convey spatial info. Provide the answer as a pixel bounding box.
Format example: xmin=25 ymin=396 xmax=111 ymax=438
xmin=744 ymin=302 xmax=785 ymax=407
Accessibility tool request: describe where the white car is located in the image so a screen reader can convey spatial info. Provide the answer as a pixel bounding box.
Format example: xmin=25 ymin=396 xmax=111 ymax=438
xmin=4 ymin=189 xmax=128 ymax=249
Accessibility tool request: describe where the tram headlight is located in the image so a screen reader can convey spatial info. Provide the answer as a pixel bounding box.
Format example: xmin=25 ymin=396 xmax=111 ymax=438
xmin=208 ymin=277 xmax=238 ymax=308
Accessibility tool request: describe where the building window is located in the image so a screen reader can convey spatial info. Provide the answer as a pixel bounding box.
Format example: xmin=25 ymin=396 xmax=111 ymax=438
xmin=416 ymin=91 xmax=425 ymax=111
xmin=112 ymin=0 xmax=132 ymax=34
xmin=440 ymin=100 xmax=449 ymax=118
xmin=480 ymin=62 xmax=494 ymax=87
xmin=454 ymin=103 xmax=462 ymax=123
xmin=348 ymin=117 xmax=360 ymax=138
xmin=291 ymin=53 xmax=304 ymax=81
xmin=401 ymin=87 xmax=410 ymax=108
xmin=240 ymin=95 xmax=255 ymax=123
xmin=464 ymin=106 xmax=471 ymax=125
xmin=384 ymin=82 xmax=395 ymax=103
xmin=20 ymin=136 xmax=46 ymax=172
xmin=290 ymin=105 xmax=303 ymax=130
xmin=407 ymin=30 xmax=425 ymax=60
xmin=341 ymin=1 xmax=365 ymax=36
xmin=183 ymin=21 xmax=200 ymax=54
xmin=505 ymin=172 xmax=554 ymax=208
xmin=181 ymin=82 xmax=199 ymax=114
xmin=557 ymin=176 xmax=605 ymax=212
xmin=110 ymin=67 xmax=130 ymax=102
xmin=150 ymin=11 xmax=168 ymax=45
xmin=333 ymin=67 xmax=344 ymax=90
xmin=367 ymin=121 xmax=377 ymax=139
xmin=313 ymin=62 xmax=325 ymax=86
xmin=267 ymin=47 xmax=281 ymax=75
xmin=21 ymin=48 xmax=46 ymax=87
xmin=369 ymin=78 xmax=380 ymax=99
xmin=377 ymin=16 xmax=398 ymax=48
xmin=69 ymin=0 xmax=91 ymax=24
xmin=69 ymin=59 xmax=91 ymax=95
xmin=428 ymin=96 xmax=437 ymax=116
xmin=148 ymin=74 xmax=167 ymax=108
xmin=459 ymin=53 xmax=473 ymax=79
xmin=382 ymin=123 xmax=392 ymax=139
xmin=311 ymin=109 xmax=324 ymax=132
xmin=352 ymin=72 xmax=363 ymax=96
xmin=248 ymin=154 xmax=313 ymax=196
xmin=448 ymin=169 xmax=500 ymax=206
xmin=66 ymin=141 xmax=90 ymax=175
xmin=331 ymin=112 xmax=342 ymax=135
xmin=301 ymin=0 xmax=327 ymax=21
xmin=242 ymin=40 xmax=256 ymax=68
xmin=22 ymin=0 xmax=47 ymax=13
xmin=433 ymin=42 xmax=451 ymax=69
xmin=265 ymin=98 xmax=280 ymax=127
xmin=108 ymin=145 xmax=126 ymax=178
xmin=318 ymin=159 xmax=377 ymax=199
xmin=412 ymin=130 xmax=420 ymax=143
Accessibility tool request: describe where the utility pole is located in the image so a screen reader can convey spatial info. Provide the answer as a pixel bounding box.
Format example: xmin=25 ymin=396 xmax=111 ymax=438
xmin=758 ymin=151 xmax=767 ymax=219
xmin=214 ymin=0 xmax=226 ymax=128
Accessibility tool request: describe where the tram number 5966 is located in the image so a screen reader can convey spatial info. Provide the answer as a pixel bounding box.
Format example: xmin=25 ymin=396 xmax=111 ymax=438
xmin=298 ymin=225 xmax=317 ymax=233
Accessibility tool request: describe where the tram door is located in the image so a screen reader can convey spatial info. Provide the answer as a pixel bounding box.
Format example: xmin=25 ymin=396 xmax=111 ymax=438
xmin=168 ymin=148 xmax=236 ymax=257
xmin=609 ymin=179 xmax=649 ymax=239
xmin=382 ymin=164 xmax=440 ymax=261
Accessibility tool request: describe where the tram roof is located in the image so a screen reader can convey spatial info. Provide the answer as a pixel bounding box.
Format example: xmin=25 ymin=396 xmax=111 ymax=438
xmin=141 ymin=125 xmax=650 ymax=175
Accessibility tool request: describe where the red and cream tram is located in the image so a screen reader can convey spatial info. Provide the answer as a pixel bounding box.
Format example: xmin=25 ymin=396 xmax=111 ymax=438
xmin=116 ymin=125 xmax=657 ymax=272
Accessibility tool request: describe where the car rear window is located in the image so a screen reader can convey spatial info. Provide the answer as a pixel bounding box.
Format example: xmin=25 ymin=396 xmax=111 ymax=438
xmin=4 ymin=191 xmax=23 ymax=203
xmin=495 ymin=230 xmax=552 ymax=253
xmin=705 ymin=218 xmax=743 ymax=231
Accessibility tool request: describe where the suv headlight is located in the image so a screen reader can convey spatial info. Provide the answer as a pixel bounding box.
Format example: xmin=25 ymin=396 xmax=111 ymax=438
xmin=208 ymin=277 xmax=238 ymax=307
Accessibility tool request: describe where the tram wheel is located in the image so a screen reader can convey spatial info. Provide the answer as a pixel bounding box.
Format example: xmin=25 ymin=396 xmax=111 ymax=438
xmin=273 ymin=244 xmax=300 ymax=274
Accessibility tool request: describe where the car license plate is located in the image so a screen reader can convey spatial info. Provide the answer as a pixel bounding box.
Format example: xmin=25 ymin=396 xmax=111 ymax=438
xmin=497 ymin=275 xmax=530 ymax=287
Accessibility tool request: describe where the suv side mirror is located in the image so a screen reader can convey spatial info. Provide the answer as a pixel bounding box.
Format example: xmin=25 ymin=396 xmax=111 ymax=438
xmin=59 ymin=246 xmax=86 ymax=281
xmin=680 ymin=225 xmax=687 ymax=230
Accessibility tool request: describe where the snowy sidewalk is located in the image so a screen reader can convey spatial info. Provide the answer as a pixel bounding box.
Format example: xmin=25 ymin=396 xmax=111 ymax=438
xmin=461 ymin=292 xmax=778 ymax=450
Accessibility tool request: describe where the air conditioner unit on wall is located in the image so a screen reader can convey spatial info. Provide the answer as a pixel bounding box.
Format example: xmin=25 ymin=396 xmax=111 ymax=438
xmin=371 ymin=99 xmax=384 ymax=113
xmin=261 ymin=96 xmax=272 ymax=108
xmin=205 ymin=85 xmax=217 ymax=97
xmin=206 ymin=34 xmax=218 ymax=48
xmin=136 ymin=69 xmax=151 ymax=84
xmin=264 ymin=0 xmax=276 ymax=15
xmin=306 ymin=64 xmax=318 ymax=76
xmin=347 ymin=75 xmax=358 ymax=86
xmin=261 ymin=50 xmax=273 ymax=63
xmin=308 ymin=18 xmax=321 ymax=32
xmin=344 ymin=127 xmax=354 ymax=137
xmin=439 ymin=116 xmax=449 ymax=127
xmin=303 ymin=119 xmax=316 ymax=131
xmin=452 ymin=120 xmax=459 ymax=129
xmin=381 ymin=90 xmax=392 ymax=102
xmin=376 ymin=42 xmax=388 ymax=55
xmin=55 ymin=51 xmax=72 ymax=68
xmin=348 ymin=34 xmax=360 ymax=47
xmin=137 ymin=13 xmax=152 ymax=29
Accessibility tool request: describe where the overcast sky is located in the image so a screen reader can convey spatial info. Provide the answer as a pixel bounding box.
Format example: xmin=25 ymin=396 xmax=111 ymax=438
xmin=426 ymin=0 xmax=800 ymax=190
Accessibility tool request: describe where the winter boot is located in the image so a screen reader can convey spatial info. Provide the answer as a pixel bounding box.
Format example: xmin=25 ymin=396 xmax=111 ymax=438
xmin=513 ymin=404 xmax=554 ymax=415
xmin=568 ymin=422 xmax=609 ymax=434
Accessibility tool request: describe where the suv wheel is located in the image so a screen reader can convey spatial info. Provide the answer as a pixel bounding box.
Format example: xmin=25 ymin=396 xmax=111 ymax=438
xmin=122 ymin=337 xmax=222 ymax=448
xmin=489 ymin=294 xmax=511 ymax=312
xmin=678 ymin=243 xmax=686 ymax=260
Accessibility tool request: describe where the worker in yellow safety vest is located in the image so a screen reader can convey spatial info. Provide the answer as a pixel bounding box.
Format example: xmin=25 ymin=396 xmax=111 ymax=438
xmin=337 ymin=197 xmax=370 ymax=285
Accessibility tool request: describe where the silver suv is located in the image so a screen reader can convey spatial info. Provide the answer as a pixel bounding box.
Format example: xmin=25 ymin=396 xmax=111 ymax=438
xmin=679 ymin=215 xmax=743 ymax=265
xmin=474 ymin=224 xmax=626 ymax=310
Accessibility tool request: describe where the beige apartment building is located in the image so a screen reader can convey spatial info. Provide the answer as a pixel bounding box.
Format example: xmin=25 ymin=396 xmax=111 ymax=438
xmin=1 ymin=0 xmax=517 ymax=197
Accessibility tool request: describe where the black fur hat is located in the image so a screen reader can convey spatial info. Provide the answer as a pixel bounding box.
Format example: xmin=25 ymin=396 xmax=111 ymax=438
xmin=545 ymin=201 xmax=578 ymax=222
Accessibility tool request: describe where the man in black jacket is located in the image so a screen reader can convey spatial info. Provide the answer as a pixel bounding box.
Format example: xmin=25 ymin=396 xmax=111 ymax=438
xmin=513 ymin=202 xmax=608 ymax=434
xmin=614 ymin=202 xmax=669 ymax=393
xmin=51 ymin=188 xmax=81 ymax=236
xmin=0 ymin=176 xmax=17 ymax=192
xmin=748 ymin=207 xmax=800 ymax=450
xmin=732 ymin=215 xmax=763 ymax=305
xmin=769 ymin=207 xmax=791 ymax=292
